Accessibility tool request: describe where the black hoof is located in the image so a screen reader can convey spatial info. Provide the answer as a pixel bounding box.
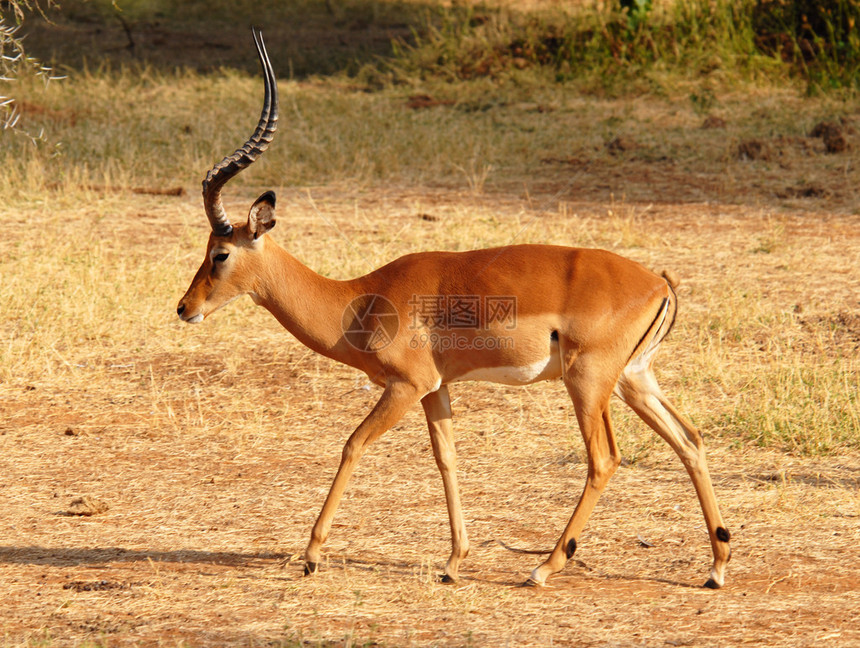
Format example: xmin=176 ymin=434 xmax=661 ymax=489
xmin=703 ymin=578 xmax=721 ymax=589
xmin=303 ymin=562 xmax=318 ymax=576
xmin=520 ymin=578 xmax=541 ymax=588
xmin=439 ymin=573 xmax=457 ymax=584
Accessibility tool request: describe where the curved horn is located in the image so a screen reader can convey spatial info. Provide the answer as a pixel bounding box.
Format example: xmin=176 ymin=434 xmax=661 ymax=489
xmin=202 ymin=28 xmax=279 ymax=237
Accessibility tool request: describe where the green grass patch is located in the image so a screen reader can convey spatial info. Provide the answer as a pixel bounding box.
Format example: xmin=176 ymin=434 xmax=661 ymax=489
xmin=11 ymin=0 xmax=860 ymax=91
xmin=720 ymin=359 xmax=859 ymax=455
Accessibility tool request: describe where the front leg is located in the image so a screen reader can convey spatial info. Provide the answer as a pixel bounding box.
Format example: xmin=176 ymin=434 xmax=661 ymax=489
xmin=304 ymin=380 xmax=421 ymax=575
xmin=421 ymin=385 xmax=469 ymax=583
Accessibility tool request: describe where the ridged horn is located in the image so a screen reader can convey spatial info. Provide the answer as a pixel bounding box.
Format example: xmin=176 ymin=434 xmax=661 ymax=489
xmin=202 ymin=28 xmax=279 ymax=237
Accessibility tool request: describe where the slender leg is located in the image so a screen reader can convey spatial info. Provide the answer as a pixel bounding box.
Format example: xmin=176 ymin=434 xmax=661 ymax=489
xmin=615 ymin=363 xmax=731 ymax=588
xmin=528 ymin=368 xmax=621 ymax=586
xmin=304 ymin=380 xmax=421 ymax=574
xmin=421 ymin=385 xmax=469 ymax=583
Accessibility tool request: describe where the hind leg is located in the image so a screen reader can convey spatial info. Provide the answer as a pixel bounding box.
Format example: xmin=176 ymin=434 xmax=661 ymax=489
xmin=527 ymin=362 xmax=621 ymax=586
xmin=615 ymin=361 xmax=731 ymax=588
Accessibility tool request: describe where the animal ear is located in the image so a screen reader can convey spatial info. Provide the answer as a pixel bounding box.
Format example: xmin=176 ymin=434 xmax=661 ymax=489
xmin=248 ymin=190 xmax=276 ymax=239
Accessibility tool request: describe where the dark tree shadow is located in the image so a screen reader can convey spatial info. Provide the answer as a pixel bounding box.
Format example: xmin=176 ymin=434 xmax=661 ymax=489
xmin=20 ymin=0 xmax=460 ymax=77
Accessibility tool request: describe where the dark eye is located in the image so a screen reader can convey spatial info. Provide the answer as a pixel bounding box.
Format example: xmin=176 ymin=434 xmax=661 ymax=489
xmin=213 ymin=252 xmax=229 ymax=263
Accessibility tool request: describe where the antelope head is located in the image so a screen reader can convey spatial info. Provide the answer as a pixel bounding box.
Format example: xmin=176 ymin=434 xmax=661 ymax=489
xmin=177 ymin=29 xmax=279 ymax=324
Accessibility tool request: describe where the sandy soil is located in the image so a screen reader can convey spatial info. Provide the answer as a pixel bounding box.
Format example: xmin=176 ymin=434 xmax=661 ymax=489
xmin=1 ymin=178 xmax=858 ymax=646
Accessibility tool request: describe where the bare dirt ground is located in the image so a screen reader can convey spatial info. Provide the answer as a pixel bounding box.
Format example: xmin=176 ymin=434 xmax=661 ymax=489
xmin=4 ymin=1 xmax=859 ymax=644
xmin=1 ymin=168 xmax=859 ymax=646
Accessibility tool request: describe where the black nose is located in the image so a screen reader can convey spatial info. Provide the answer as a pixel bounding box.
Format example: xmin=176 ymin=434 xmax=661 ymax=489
xmin=177 ymin=304 xmax=185 ymax=317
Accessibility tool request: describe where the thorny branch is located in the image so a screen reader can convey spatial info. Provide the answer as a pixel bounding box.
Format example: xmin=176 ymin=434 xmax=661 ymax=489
xmin=1 ymin=1 xmax=65 ymax=140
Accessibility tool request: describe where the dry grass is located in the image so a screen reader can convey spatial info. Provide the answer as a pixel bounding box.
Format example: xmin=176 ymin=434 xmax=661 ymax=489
xmin=3 ymin=14 xmax=860 ymax=642
xmin=6 ymin=51 xmax=860 ymax=206
xmin=1 ymin=175 xmax=858 ymax=645
xmin=3 ymin=3 xmax=859 ymax=644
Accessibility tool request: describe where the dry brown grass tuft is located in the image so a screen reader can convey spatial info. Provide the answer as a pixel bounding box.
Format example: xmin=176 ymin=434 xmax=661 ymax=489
xmin=1 ymin=177 xmax=858 ymax=645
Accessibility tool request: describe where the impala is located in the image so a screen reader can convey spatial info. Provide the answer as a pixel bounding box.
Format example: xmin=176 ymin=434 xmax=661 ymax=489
xmin=177 ymin=30 xmax=731 ymax=589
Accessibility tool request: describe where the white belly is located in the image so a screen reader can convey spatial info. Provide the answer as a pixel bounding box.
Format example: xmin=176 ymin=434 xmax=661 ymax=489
xmin=454 ymin=355 xmax=561 ymax=386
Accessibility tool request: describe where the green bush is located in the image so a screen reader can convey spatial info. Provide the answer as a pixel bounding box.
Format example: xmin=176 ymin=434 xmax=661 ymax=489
xmin=388 ymin=0 xmax=860 ymax=93
xmin=752 ymin=0 xmax=860 ymax=91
